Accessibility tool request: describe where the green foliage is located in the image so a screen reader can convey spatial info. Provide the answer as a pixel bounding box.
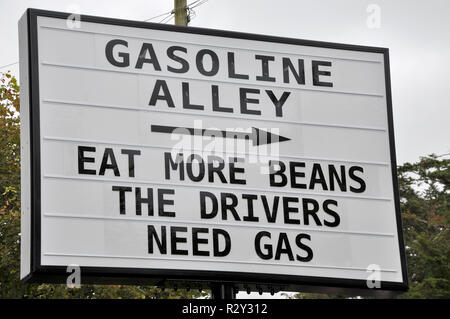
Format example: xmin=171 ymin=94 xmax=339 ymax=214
xmin=0 ymin=72 xmax=20 ymax=197
xmin=0 ymin=72 xmax=23 ymax=298
xmin=0 ymin=188 xmax=23 ymax=298
xmin=0 ymin=72 xmax=207 ymax=299
xmin=23 ymin=284 xmax=206 ymax=299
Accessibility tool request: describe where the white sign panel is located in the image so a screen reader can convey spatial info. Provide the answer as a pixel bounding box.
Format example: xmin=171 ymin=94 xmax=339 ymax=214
xmin=20 ymin=9 xmax=407 ymax=294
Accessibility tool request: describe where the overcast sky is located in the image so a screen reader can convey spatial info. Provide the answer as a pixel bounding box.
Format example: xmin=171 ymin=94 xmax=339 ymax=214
xmin=1 ymin=0 xmax=449 ymax=164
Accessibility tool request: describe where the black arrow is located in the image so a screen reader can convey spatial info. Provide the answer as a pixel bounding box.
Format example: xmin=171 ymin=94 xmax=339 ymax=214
xmin=151 ymin=125 xmax=290 ymax=146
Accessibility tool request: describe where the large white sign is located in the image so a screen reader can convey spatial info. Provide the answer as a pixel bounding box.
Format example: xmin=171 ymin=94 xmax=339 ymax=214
xmin=20 ymin=9 xmax=407 ymax=294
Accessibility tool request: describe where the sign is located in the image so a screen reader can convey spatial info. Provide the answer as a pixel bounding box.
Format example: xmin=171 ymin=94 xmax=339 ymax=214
xmin=19 ymin=9 xmax=408 ymax=295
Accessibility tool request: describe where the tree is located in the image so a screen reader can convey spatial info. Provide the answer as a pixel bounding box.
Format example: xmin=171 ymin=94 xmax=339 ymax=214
xmin=397 ymin=154 xmax=449 ymax=298
xmin=0 ymin=72 xmax=207 ymax=299
xmin=0 ymin=71 xmax=22 ymax=298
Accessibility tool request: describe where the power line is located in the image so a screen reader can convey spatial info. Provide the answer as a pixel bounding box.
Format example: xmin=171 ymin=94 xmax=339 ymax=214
xmin=189 ymin=0 xmax=209 ymax=9
xmin=187 ymin=0 xmax=204 ymax=8
xmin=1 ymin=2 xmax=210 ymax=70
xmin=159 ymin=13 xmax=174 ymax=24
xmin=144 ymin=0 xmax=209 ymax=24
xmin=165 ymin=15 xmax=175 ymax=24
xmin=144 ymin=9 xmax=174 ymax=22
xmin=187 ymin=0 xmax=209 ymax=23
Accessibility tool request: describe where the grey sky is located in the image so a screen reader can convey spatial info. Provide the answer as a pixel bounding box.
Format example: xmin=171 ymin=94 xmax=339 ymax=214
xmin=1 ymin=0 xmax=449 ymax=164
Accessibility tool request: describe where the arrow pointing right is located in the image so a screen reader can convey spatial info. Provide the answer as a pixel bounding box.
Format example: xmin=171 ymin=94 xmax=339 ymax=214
xmin=150 ymin=125 xmax=290 ymax=146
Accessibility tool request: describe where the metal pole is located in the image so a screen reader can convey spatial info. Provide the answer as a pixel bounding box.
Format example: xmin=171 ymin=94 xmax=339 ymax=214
xmin=174 ymin=0 xmax=188 ymax=26
xmin=211 ymin=283 xmax=236 ymax=299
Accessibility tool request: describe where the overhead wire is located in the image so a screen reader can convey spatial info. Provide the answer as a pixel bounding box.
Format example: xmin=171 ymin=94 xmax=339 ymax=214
xmin=144 ymin=0 xmax=209 ymax=24
xmin=187 ymin=0 xmax=209 ymax=23
xmin=0 ymin=1 xmax=210 ymax=71
xmin=189 ymin=0 xmax=209 ymax=9
xmin=144 ymin=8 xmax=174 ymax=22
xmin=159 ymin=13 xmax=174 ymax=24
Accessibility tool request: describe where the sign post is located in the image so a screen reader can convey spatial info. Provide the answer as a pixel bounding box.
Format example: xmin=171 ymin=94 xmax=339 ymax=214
xmin=174 ymin=0 xmax=188 ymax=27
xmin=19 ymin=9 xmax=408 ymax=297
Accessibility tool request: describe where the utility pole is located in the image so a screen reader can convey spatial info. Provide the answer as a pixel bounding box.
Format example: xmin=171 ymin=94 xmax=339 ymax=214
xmin=172 ymin=0 xmax=237 ymax=301
xmin=174 ymin=0 xmax=188 ymax=26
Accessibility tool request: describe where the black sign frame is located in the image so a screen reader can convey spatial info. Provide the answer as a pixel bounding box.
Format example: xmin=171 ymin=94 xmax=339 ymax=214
xmin=20 ymin=8 xmax=408 ymax=296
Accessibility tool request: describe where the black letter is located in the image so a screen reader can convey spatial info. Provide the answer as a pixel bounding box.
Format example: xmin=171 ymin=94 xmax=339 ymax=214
xmin=135 ymin=43 xmax=161 ymax=70
xmin=182 ymin=82 xmax=204 ymax=110
xmin=105 ymin=39 xmax=129 ymax=67
xmin=283 ymin=197 xmax=300 ymax=225
xmin=323 ymin=199 xmax=340 ymax=227
xmin=208 ymin=155 xmax=227 ymax=183
xmin=164 ymin=152 xmax=185 ymax=180
xmin=167 ymin=46 xmax=189 ymax=73
xmin=78 ymin=146 xmax=96 ymax=175
xmin=148 ymin=225 xmax=167 ymax=254
xmin=171 ymin=226 xmax=188 ymax=255
xmin=112 ymin=186 xmax=132 ymax=215
xmin=212 ymin=85 xmax=233 ymax=113
xmin=329 ymin=164 xmax=347 ymax=192
xmin=275 ymin=233 xmax=294 ymax=261
xmin=229 ymin=157 xmax=246 ymax=185
xmin=312 ymin=60 xmax=333 ymax=87
xmin=309 ymin=163 xmax=328 ymax=190
xmin=262 ymin=195 xmax=279 ymax=223
xmin=213 ymin=229 xmax=231 ymax=257
xmin=200 ymin=191 xmax=218 ymax=219
xmin=269 ymin=160 xmax=287 ymax=187
xmin=158 ymin=188 xmax=176 ymax=217
xmin=290 ymin=161 xmax=307 ymax=189
xmin=149 ymin=80 xmax=175 ymax=108
xmin=266 ymin=90 xmax=291 ymax=117
xmin=302 ymin=198 xmax=322 ymax=226
xmin=349 ymin=166 xmax=366 ymax=193
xmin=221 ymin=193 xmax=240 ymax=221
xmin=99 ymin=148 xmax=120 ymax=176
xmin=121 ymin=149 xmax=141 ymax=177
xmin=227 ymin=52 xmax=249 ymax=79
xmin=242 ymin=194 xmax=259 ymax=222
xmin=255 ymin=55 xmax=276 ymax=82
xmin=186 ymin=154 xmax=205 ymax=182
xmin=282 ymin=57 xmax=305 ymax=84
xmin=240 ymin=88 xmax=261 ymax=115
xmin=255 ymin=231 xmax=272 ymax=260
xmin=196 ymin=49 xmax=219 ymax=76
xmin=135 ymin=187 xmax=153 ymax=216
xmin=192 ymin=228 xmax=210 ymax=256
xmin=296 ymin=233 xmax=313 ymax=262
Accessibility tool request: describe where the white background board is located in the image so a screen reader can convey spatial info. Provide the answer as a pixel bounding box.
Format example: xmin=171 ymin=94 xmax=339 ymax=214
xmin=20 ymin=10 xmax=407 ymax=291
